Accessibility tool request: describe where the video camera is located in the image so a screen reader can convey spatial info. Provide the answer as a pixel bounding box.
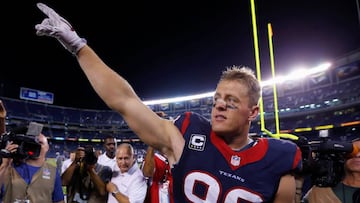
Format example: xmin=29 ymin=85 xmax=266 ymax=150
xmin=0 ymin=122 xmax=43 ymax=160
xmin=295 ymin=130 xmax=358 ymax=187
xmin=83 ymin=145 xmax=98 ymax=165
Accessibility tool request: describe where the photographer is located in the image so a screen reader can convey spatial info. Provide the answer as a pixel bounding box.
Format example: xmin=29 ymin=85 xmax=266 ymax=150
xmin=62 ymin=145 xmax=112 ymax=203
xmin=0 ymin=125 xmax=64 ymax=202
xmin=302 ymin=138 xmax=360 ymax=203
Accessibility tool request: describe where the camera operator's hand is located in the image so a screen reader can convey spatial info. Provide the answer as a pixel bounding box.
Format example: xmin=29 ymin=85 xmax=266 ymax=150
xmin=4 ymin=141 xmax=19 ymax=155
xmin=75 ymin=147 xmax=86 ymax=163
xmin=1 ymin=142 xmax=18 ymax=166
xmin=35 ymin=3 xmax=87 ymax=55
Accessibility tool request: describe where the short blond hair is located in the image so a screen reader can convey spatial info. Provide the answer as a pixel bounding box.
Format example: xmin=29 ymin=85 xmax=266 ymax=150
xmin=219 ymin=65 xmax=261 ymax=107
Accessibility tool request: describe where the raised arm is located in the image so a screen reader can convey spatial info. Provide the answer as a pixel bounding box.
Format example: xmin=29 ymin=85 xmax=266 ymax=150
xmin=34 ymin=3 xmax=184 ymax=165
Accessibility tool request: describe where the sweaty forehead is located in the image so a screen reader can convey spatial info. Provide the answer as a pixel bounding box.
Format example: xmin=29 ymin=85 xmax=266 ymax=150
xmin=216 ymin=80 xmax=248 ymax=96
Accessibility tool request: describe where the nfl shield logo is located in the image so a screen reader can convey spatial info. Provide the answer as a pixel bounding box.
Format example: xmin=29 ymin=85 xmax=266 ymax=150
xmin=42 ymin=168 xmax=51 ymax=179
xmin=231 ymin=155 xmax=241 ymax=166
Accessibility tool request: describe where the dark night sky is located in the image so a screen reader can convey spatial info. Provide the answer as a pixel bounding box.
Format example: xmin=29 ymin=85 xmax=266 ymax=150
xmin=1 ymin=0 xmax=360 ymax=110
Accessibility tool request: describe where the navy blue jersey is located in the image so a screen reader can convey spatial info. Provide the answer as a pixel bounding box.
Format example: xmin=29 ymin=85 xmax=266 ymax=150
xmin=172 ymin=112 xmax=302 ymax=203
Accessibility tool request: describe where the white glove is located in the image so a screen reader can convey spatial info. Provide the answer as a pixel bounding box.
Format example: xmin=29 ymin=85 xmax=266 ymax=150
xmin=35 ymin=3 xmax=87 ymax=55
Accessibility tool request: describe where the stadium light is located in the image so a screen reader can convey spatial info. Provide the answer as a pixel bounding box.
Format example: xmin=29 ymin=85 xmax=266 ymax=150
xmin=261 ymin=62 xmax=331 ymax=87
xmin=143 ymin=92 xmax=214 ymax=105
xmin=142 ymin=62 xmax=331 ymax=105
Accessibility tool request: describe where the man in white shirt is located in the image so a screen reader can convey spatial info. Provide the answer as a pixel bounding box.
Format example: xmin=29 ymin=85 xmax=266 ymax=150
xmin=106 ymin=143 xmax=147 ymax=203
xmin=61 ymin=150 xmax=76 ymax=174
xmin=97 ymin=135 xmax=118 ymax=171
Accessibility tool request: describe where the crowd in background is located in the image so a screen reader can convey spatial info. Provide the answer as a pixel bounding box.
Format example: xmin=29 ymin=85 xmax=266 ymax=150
xmin=0 ymin=2 xmax=359 ymax=203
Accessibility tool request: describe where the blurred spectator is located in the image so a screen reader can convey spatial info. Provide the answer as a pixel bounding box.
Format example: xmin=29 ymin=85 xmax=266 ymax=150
xmin=62 ymin=145 xmax=112 ymax=203
xmin=56 ymin=151 xmax=65 ymax=174
xmin=62 ymin=149 xmax=76 ymax=174
xmin=106 ymin=143 xmax=147 ymax=203
xmin=142 ymin=146 xmax=173 ymax=203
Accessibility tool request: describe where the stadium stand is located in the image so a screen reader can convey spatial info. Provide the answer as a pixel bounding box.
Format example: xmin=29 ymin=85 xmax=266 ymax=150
xmin=0 ymin=50 xmax=359 ymax=158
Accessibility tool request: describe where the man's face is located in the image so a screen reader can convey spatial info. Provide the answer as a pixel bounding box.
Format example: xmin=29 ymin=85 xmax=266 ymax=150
xmin=346 ymin=140 xmax=360 ymax=173
xmin=104 ymin=138 xmax=116 ymax=158
xmin=38 ymin=133 xmax=49 ymax=158
xmin=116 ymin=147 xmax=135 ymax=173
xmin=211 ymin=80 xmax=258 ymax=137
xmin=70 ymin=152 xmax=76 ymax=160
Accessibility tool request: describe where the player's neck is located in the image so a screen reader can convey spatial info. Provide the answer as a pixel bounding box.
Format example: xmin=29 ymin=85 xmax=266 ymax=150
xmin=230 ymin=137 xmax=253 ymax=151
